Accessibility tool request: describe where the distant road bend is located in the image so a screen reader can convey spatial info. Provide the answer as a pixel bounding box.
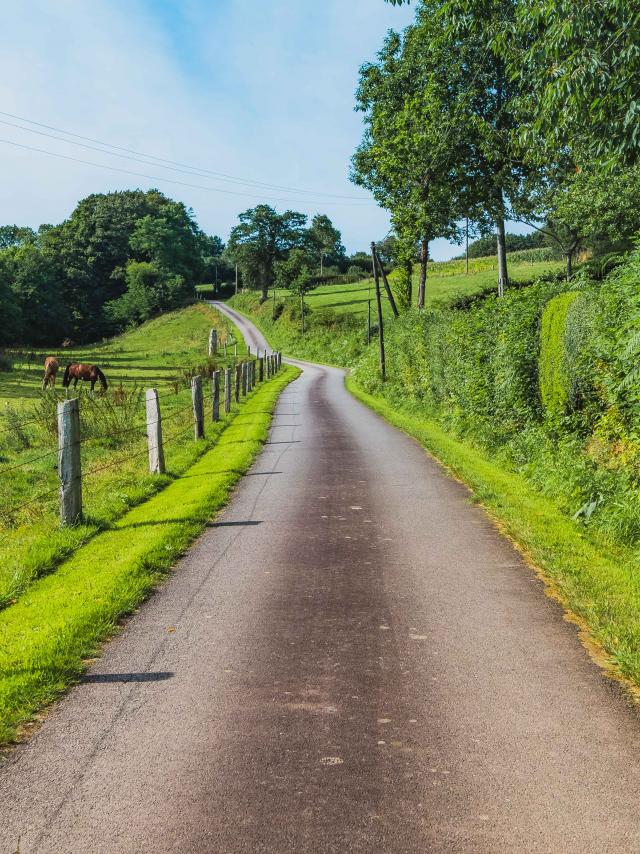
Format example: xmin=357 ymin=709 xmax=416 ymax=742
xmin=1 ymin=301 xmax=640 ymax=853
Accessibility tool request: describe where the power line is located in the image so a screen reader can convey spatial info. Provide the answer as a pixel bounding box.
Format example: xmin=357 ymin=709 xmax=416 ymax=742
xmin=0 ymin=138 xmax=372 ymax=208
xmin=0 ymin=110 xmax=369 ymax=202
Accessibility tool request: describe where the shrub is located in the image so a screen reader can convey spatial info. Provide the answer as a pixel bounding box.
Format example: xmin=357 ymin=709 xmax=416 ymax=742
xmin=539 ymin=292 xmax=581 ymax=420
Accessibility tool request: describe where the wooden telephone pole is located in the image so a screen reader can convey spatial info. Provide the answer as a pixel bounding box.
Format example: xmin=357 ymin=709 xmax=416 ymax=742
xmin=371 ymin=242 xmax=386 ymax=382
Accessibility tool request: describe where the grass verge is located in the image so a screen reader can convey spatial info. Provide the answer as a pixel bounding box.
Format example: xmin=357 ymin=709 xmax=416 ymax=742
xmin=0 ymin=365 xmax=298 ymax=745
xmin=347 ymin=377 xmax=640 ymax=695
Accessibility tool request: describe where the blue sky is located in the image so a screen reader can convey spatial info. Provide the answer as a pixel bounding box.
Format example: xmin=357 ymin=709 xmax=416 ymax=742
xmin=0 ymin=1 xmax=523 ymax=258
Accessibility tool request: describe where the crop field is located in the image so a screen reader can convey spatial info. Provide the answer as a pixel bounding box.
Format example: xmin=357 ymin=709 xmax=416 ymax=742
xmin=0 ymin=304 xmax=250 ymax=609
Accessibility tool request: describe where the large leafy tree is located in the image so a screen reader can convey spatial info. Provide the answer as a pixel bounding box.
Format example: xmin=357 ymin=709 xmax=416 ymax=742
xmin=514 ymin=1 xmax=640 ymax=166
xmin=518 ymin=165 xmax=640 ymax=279
xmin=305 ymin=214 xmax=345 ymax=275
xmin=352 ymin=28 xmax=461 ymax=308
xmin=41 ymin=189 xmax=200 ymax=339
xmin=358 ymin=1 xmax=532 ymax=296
xmin=227 ymin=205 xmax=307 ymax=301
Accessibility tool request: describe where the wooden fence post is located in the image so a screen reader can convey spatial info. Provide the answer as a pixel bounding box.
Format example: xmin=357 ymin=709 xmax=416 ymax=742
xmin=234 ymin=342 xmax=238 ymax=358
xmin=277 ymin=352 xmax=282 ymax=370
xmin=235 ymin=364 xmax=241 ymax=402
xmin=146 ymin=388 xmax=165 ymax=474
xmin=212 ymin=370 xmax=220 ymax=422
xmin=58 ymin=397 xmax=82 ymax=525
xmin=224 ymin=367 xmax=232 ymax=413
xmin=208 ymin=328 xmax=218 ymax=356
xmin=192 ymin=375 xmax=204 ymax=439
xmin=241 ymin=362 xmax=248 ymax=396
xmin=259 ymin=356 xmax=264 ymax=383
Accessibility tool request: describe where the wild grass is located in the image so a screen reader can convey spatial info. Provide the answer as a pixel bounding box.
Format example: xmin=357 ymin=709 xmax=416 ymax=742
xmin=0 ymin=365 xmax=298 ymax=745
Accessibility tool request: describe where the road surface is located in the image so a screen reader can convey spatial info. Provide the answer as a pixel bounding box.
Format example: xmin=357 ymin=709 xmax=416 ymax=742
xmin=1 ymin=303 xmax=639 ymax=853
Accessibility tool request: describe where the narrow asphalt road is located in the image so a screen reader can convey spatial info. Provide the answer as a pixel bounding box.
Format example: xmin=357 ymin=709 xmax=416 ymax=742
xmin=2 ymin=304 xmax=640 ymax=853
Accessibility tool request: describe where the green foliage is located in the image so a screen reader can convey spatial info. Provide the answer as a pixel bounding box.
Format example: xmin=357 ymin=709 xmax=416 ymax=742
xmin=515 ymin=0 xmax=640 ymax=164
xmin=457 ymin=230 xmax=549 ymax=259
xmin=0 ymin=190 xmax=223 ymax=345
xmin=227 ymin=205 xmax=307 ymax=301
xmin=539 ymin=292 xmax=580 ymax=420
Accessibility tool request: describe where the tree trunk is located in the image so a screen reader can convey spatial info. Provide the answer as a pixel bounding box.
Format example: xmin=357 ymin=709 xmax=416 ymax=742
xmin=418 ymin=237 xmax=428 ymax=310
xmin=405 ymin=258 xmax=413 ymax=307
xmin=465 ymin=218 xmax=469 ymax=275
xmin=566 ymin=252 xmax=573 ymax=281
xmin=301 ymin=293 xmax=305 ymax=334
xmin=320 ymin=253 xmax=323 ymax=276
xmin=496 ymin=216 xmax=508 ymax=297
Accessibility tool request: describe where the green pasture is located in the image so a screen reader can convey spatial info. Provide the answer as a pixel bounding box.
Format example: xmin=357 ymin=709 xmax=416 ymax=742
xmin=0 ymin=304 xmax=249 ymax=609
xmin=301 ymin=255 xmax=564 ymax=316
xmin=0 ymin=303 xmax=245 ymax=412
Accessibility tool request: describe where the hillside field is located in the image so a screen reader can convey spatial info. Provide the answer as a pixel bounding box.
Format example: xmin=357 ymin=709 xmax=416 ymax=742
xmin=0 ymin=304 xmax=249 ymax=609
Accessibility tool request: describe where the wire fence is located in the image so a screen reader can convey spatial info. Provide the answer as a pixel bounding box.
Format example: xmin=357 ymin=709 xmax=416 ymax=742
xmin=0 ymin=349 xmax=282 ymax=528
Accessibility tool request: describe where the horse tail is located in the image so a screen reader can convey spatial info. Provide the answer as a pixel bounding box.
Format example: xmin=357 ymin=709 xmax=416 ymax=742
xmin=62 ymin=363 xmax=72 ymax=387
xmin=96 ymin=367 xmax=108 ymax=390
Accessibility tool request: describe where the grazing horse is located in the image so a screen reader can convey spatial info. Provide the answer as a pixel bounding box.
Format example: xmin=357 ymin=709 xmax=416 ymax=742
xmin=42 ymin=356 xmax=59 ymax=389
xmin=62 ymin=363 xmax=108 ymax=392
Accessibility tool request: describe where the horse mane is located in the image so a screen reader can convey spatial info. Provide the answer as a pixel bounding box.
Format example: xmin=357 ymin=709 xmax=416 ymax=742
xmin=95 ymin=367 xmax=108 ymax=390
xmin=62 ymin=363 xmax=73 ymax=387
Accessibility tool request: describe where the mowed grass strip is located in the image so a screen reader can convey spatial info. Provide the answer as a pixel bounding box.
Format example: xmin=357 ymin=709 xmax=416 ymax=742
xmin=347 ymin=378 xmax=640 ymax=694
xmin=0 ymin=365 xmax=298 ymax=745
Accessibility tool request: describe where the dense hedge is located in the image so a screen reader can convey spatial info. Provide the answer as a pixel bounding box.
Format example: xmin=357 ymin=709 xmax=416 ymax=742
xmin=352 ymin=253 xmax=640 ymax=544
xmin=539 ymin=292 xmax=580 ymax=420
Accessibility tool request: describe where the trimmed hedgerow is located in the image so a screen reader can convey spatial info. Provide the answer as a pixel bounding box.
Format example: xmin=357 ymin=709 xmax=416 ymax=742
xmin=539 ymin=291 xmax=581 ymax=420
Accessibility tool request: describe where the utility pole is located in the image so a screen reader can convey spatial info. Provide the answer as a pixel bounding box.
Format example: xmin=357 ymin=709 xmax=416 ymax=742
xmin=372 ymin=245 xmax=399 ymax=318
xmin=371 ymin=242 xmax=386 ymax=382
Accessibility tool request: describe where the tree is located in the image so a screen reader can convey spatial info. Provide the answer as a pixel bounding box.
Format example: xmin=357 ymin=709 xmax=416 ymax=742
xmin=106 ymin=261 xmax=186 ymax=327
xmin=306 ymin=214 xmax=345 ymax=275
xmin=275 ymin=248 xmax=315 ymax=333
xmin=514 ymin=1 xmax=640 ymax=166
xmin=352 ymin=27 xmax=461 ymax=308
xmin=517 ymin=165 xmax=640 ymax=280
xmin=40 ymin=189 xmax=197 ymax=340
xmin=129 ymin=202 xmax=202 ymax=286
xmin=227 ymin=205 xmax=307 ymax=302
xmin=0 ymin=225 xmax=36 ymax=249
xmin=4 ymin=243 xmax=67 ymax=345
xmin=0 ymin=254 xmax=22 ymax=345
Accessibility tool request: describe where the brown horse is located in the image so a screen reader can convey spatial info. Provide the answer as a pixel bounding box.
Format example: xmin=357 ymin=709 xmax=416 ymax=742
xmin=62 ymin=363 xmax=108 ymax=392
xmin=42 ymin=356 xmax=59 ymax=389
